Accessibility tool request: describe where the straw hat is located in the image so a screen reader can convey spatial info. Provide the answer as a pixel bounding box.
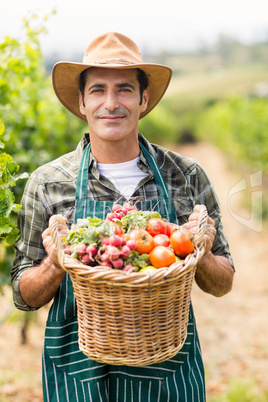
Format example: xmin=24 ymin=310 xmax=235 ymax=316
xmin=52 ymin=32 xmax=172 ymax=121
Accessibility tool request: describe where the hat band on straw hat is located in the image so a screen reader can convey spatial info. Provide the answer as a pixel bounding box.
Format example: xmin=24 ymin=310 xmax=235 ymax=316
xmin=91 ymin=58 xmax=138 ymax=65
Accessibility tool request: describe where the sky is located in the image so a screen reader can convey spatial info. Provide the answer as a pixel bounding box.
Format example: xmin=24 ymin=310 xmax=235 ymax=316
xmin=1 ymin=0 xmax=268 ymax=60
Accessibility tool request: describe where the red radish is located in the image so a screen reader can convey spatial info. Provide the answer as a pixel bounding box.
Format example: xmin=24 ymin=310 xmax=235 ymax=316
xmin=106 ymin=212 xmax=115 ymax=221
xmin=112 ymin=203 xmax=122 ymax=213
xmin=121 ymin=207 xmax=128 ymax=215
xmin=86 ymin=245 xmax=98 ymax=256
xmin=109 ymin=235 xmax=122 ymax=247
xmin=106 ymin=245 xmax=121 ymax=260
xmin=114 ymin=212 xmax=123 ymax=220
xmin=76 ymin=244 xmax=87 ymax=256
xmin=101 ymin=237 xmax=110 ymax=246
xmin=123 ymin=201 xmax=138 ymax=212
xmin=100 ymin=252 xmax=110 ymax=263
xmin=80 ymin=254 xmax=91 ymax=265
xmin=64 ymin=244 xmax=72 ymax=255
xmin=112 ymin=258 xmax=124 ymax=269
xmin=99 ymin=261 xmax=113 ymax=268
xmin=123 ymin=264 xmax=134 ymax=273
xmin=120 ymin=245 xmax=131 ymax=258
xmin=126 ymin=239 xmax=136 ymax=250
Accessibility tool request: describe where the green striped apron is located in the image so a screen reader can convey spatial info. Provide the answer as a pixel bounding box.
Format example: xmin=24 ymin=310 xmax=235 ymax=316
xmin=43 ymin=143 xmax=206 ymax=401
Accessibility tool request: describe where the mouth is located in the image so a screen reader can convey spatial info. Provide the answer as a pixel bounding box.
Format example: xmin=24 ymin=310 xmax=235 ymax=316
xmin=100 ymin=115 xmax=125 ymax=122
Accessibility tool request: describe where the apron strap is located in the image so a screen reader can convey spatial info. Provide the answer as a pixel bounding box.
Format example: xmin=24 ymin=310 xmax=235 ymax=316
xmin=139 ymin=142 xmax=177 ymax=223
xmin=75 ymin=143 xmax=91 ymax=222
xmin=139 ymin=142 xmax=170 ymax=199
xmin=76 ymin=142 xmax=91 ymax=200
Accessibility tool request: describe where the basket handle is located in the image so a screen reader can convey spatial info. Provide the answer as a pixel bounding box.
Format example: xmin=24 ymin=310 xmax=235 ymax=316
xmin=49 ymin=214 xmax=68 ymax=269
xmin=193 ymin=204 xmax=208 ymax=250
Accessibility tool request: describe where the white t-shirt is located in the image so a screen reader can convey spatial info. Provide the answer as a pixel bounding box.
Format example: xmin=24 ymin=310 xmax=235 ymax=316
xmin=97 ymin=157 xmax=148 ymax=199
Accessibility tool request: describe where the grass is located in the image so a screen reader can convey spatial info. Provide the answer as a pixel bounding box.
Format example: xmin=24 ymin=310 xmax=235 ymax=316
xmin=208 ymin=378 xmax=268 ymax=402
xmin=165 ymin=64 xmax=268 ymax=103
xmin=150 ymin=62 xmax=268 ymax=146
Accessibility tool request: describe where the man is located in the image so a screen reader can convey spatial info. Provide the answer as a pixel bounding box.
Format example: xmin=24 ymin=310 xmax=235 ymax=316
xmin=11 ymin=32 xmax=234 ymax=401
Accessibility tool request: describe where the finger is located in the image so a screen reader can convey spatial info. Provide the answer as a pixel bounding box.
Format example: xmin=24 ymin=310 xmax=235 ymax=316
xmin=188 ymin=212 xmax=199 ymax=222
xmin=42 ymin=235 xmax=53 ymax=249
xmin=206 ymin=215 xmax=215 ymax=226
xmin=207 ymin=225 xmax=217 ymax=238
xmin=182 ymin=220 xmax=196 ymax=228
xmin=57 ymin=225 xmax=68 ymax=236
xmin=181 ymin=221 xmax=198 ymax=235
xmin=193 ymin=204 xmax=202 ymax=213
xmin=41 ymin=227 xmax=50 ymax=240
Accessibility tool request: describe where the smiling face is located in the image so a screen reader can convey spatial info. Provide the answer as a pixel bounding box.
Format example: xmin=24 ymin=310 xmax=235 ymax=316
xmin=79 ymin=68 xmax=149 ymax=146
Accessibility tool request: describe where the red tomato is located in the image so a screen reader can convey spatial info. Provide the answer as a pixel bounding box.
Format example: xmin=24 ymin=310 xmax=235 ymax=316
xmin=165 ymin=222 xmax=180 ymax=237
xmin=153 ymin=234 xmax=170 ymax=247
xmin=170 ymin=229 xmax=194 ymax=258
xmin=146 ymin=218 xmax=168 ymax=237
xmin=149 ymin=246 xmax=176 ymax=268
xmin=129 ymin=229 xmax=154 ymax=254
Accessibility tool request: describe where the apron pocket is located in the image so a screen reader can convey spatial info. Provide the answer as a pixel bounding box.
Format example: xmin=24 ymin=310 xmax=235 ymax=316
xmin=44 ymin=317 xmax=109 ymax=382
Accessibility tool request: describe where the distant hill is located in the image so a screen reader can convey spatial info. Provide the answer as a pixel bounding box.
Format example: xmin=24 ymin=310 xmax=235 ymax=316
xmin=44 ymin=35 xmax=268 ymax=79
xmin=143 ymin=35 xmax=268 ymax=74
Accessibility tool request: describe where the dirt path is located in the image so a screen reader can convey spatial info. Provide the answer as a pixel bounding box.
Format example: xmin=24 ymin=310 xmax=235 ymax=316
xmin=174 ymin=142 xmax=268 ymax=397
xmin=0 ymin=142 xmax=267 ymax=401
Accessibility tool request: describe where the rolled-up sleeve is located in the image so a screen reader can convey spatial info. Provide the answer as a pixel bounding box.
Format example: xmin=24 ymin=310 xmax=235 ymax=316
xmin=11 ymin=172 xmax=48 ymax=311
xmin=192 ymin=162 xmax=235 ymax=271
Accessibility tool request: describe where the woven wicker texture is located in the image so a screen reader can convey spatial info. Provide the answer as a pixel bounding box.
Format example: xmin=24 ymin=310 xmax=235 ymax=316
xmin=49 ymin=205 xmax=207 ymax=366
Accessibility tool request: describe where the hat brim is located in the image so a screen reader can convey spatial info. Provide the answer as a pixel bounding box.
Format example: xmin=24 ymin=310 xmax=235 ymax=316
xmin=52 ymin=62 xmax=172 ymax=121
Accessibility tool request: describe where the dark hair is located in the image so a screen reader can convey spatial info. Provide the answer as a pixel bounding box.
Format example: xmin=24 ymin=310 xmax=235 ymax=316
xmin=79 ymin=68 xmax=90 ymax=106
xmin=79 ymin=67 xmax=149 ymax=106
xmin=136 ymin=68 xmax=149 ymax=105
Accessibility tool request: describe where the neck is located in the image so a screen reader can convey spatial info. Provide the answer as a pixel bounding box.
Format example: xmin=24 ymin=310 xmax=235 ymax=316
xmin=89 ymin=136 xmax=140 ymax=163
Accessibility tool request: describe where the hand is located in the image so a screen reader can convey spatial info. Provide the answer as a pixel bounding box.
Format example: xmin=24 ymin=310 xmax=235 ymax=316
xmin=42 ymin=218 xmax=67 ymax=268
xmin=182 ymin=205 xmax=216 ymax=255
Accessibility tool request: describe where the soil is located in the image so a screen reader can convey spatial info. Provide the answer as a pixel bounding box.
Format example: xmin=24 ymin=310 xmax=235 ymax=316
xmin=0 ymin=142 xmax=267 ymax=401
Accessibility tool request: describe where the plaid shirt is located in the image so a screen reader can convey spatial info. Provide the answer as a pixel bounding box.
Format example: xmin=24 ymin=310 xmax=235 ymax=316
xmin=11 ymin=133 xmax=234 ymax=310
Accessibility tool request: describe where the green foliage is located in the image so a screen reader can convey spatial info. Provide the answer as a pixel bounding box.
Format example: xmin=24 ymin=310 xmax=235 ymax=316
xmin=139 ymin=103 xmax=180 ymax=144
xmin=0 ymin=121 xmax=28 ymax=292
xmin=196 ymin=96 xmax=268 ymax=174
xmin=0 ymin=12 xmax=86 ymax=292
xmin=120 ymin=209 xmax=161 ymax=233
xmin=0 ymin=121 xmax=27 ymax=245
xmin=163 ymin=56 xmax=268 ymax=147
xmin=0 ymin=13 xmax=86 ymax=199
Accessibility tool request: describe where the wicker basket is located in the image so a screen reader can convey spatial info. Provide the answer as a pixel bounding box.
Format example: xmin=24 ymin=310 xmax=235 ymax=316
xmin=49 ymin=205 xmax=207 ymax=366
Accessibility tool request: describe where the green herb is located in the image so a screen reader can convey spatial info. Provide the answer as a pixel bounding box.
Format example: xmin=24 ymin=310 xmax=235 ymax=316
xmin=125 ymin=251 xmax=150 ymax=271
xmin=121 ymin=210 xmax=162 ymax=233
xmin=63 ymin=218 xmax=115 ymax=247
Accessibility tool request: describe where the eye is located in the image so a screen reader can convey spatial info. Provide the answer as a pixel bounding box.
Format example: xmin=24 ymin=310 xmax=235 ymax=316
xmin=119 ymin=88 xmax=132 ymax=93
xmin=88 ymin=85 xmax=105 ymax=95
xmin=91 ymin=88 xmax=104 ymax=94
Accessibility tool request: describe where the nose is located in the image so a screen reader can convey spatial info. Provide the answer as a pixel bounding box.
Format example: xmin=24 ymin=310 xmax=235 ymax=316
xmin=104 ymin=90 xmax=119 ymax=112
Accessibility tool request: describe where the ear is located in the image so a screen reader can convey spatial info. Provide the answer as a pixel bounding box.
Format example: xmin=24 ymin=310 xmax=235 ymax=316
xmin=79 ymin=92 xmax=86 ymax=115
xmin=140 ymin=88 xmax=150 ymax=114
